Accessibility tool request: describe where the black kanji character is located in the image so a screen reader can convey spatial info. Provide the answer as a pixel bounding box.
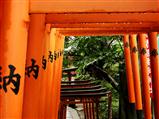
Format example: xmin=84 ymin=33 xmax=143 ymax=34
xmin=61 ymin=50 xmax=64 ymax=55
xmin=60 ymin=50 xmax=62 ymax=56
xmin=48 ymin=51 xmax=53 ymax=63
xmin=0 ymin=66 xmax=2 ymax=90
xmin=132 ymin=47 xmax=138 ymax=53
xmin=150 ymin=49 xmax=158 ymax=57
xmin=25 ymin=59 xmax=39 ymax=79
xmin=124 ymin=42 xmax=129 ymax=48
xmin=140 ymin=48 xmax=147 ymax=55
xmin=42 ymin=56 xmax=47 ymax=70
xmin=3 ymin=65 xmax=21 ymax=95
xmin=57 ymin=50 xmax=60 ymax=58
xmin=54 ymin=51 xmax=57 ymax=60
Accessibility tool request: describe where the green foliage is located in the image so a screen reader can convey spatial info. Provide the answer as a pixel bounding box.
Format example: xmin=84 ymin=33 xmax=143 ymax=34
xmin=64 ymin=36 xmax=124 ymax=78
xmin=63 ymin=36 xmax=124 ymax=119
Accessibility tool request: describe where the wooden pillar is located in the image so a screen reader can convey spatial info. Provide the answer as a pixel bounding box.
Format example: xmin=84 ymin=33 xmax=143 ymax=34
xmin=51 ymin=31 xmax=64 ymax=119
xmin=138 ymin=33 xmax=152 ymax=119
xmin=129 ymin=34 xmax=143 ymax=109
xmin=123 ymin=35 xmax=136 ymax=103
xmin=40 ymin=24 xmax=51 ymax=118
xmin=0 ymin=0 xmax=29 ymax=118
xmin=56 ymin=33 xmax=65 ymax=119
xmin=22 ymin=14 xmax=46 ymax=118
xmin=148 ymin=32 xmax=159 ymax=119
xmin=44 ymin=28 xmax=56 ymax=118
xmin=129 ymin=34 xmax=143 ymax=118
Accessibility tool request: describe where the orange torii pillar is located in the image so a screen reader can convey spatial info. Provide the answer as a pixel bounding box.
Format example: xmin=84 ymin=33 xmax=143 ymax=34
xmin=51 ymin=31 xmax=65 ymax=119
xmin=148 ymin=32 xmax=159 ymax=119
xmin=138 ymin=34 xmax=152 ymax=119
xmin=44 ymin=28 xmax=56 ymax=118
xmin=22 ymin=14 xmax=46 ymax=118
xmin=123 ymin=35 xmax=136 ymax=104
xmin=0 ymin=0 xmax=29 ymax=118
xmin=129 ymin=35 xmax=143 ymax=118
xmin=40 ymin=24 xmax=51 ymax=118
xmin=50 ymin=29 xmax=59 ymax=119
xmin=56 ymin=33 xmax=65 ymax=119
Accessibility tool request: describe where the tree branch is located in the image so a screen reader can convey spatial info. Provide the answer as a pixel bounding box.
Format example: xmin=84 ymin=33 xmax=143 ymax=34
xmin=85 ymin=64 xmax=119 ymax=92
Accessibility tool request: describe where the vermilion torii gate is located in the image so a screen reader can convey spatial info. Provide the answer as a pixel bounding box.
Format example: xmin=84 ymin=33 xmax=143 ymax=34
xmin=0 ymin=0 xmax=159 ymax=119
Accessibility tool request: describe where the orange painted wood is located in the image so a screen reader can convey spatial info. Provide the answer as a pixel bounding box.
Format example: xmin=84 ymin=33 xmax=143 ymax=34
xmin=46 ymin=13 xmax=159 ymax=24
xmin=148 ymin=32 xmax=159 ymax=119
xmin=22 ymin=14 xmax=46 ymax=118
xmin=40 ymin=24 xmax=51 ymax=118
xmin=0 ymin=1 xmax=3 ymax=27
xmin=57 ymin=28 xmax=158 ymax=36
xmin=57 ymin=28 xmax=159 ymax=32
xmin=129 ymin=35 xmax=143 ymax=110
xmin=53 ymin=24 xmax=159 ymax=35
xmin=51 ymin=32 xmax=58 ymax=119
xmin=47 ymin=31 xmax=64 ymax=119
xmin=45 ymin=28 xmax=56 ymax=118
xmin=0 ymin=1 xmax=3 ymax=117
xmin=30 ymin=0 xmax=159 ymax=13
xmin=0 ymin=0 xmax=29 ymax=118
xmin=138 ymin=33 xmax=152 ymax=119
xmin=56 ymin=34 xmax=65 ymax=119
xmin=123 ymin=35 xmax=135 ymax=103
xmin=51 ymin=23 xmax=159 ymax=29
xmin=42 ymin=25 xmax=52 ymax=119
xmin=51 ymin=32 xmax=64 ymax=119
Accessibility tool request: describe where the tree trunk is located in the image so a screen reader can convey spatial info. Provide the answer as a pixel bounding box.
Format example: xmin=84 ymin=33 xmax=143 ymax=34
xmin=119 ymin=63 xmax=137 ymax=119
xmin=85 ymin=63 xmax=138 ymax=119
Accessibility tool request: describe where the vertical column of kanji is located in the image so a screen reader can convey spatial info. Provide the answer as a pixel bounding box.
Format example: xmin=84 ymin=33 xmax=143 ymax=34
xmin=0 ymin=0 xmax=29 ymax=118
xmin=138 ymin=34 xmax=152 ymax=119
xmin=54 ymin=32 xmax=62 ymax=119
xmin=55 ymin=32 xmax=65 ymax=119
xmin=123 ymin=35 xmax=136 ymax=104
xmin=129 ymin=35 xmax=143 ymax=118
xmin=50 ymin=30 xmax=60 ymax=119
xmin=39 ymin=24 xmax=51 ymax=118
xmin=44 ymin=28 xmax=56 ymax=118
xmin=22 ymin=14 xmax=46 ymax=119
xmin=148 ymin=32 xmax=159 ymax=119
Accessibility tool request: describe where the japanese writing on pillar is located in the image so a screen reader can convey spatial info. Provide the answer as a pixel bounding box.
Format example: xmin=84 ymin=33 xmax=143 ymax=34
xmin=25 ymin=50 xmax=64 ymax=79
xmin=0 ymin=65 xmax=21 ymax=95
xmin=0 ymin=50 xmax=64 ymax=95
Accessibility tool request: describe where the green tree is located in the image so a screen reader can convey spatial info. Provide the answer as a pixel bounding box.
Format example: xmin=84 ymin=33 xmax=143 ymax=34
xmin=63 ymin=36 xmax=137 ymax=119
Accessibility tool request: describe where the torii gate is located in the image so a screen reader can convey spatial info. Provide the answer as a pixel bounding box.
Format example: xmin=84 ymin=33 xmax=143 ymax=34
xmin=0 ymin=0 xmax=159 ymax=119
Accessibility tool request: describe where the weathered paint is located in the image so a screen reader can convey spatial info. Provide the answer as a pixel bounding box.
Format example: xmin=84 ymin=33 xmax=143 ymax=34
xmin=22 ymin=14 xmax=46 ymax=118
xmin=129 ymin=34 xmax=143 ymax=110
xmin=123 ymin=35 xmax=135 ymax=103
xmin=138 ymin=33 xmax=152 ymax=119
xmin=0 ymin=0 xmax=29 ymax=118
xmin=149 ymin=32 xmax=159 ymax=119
